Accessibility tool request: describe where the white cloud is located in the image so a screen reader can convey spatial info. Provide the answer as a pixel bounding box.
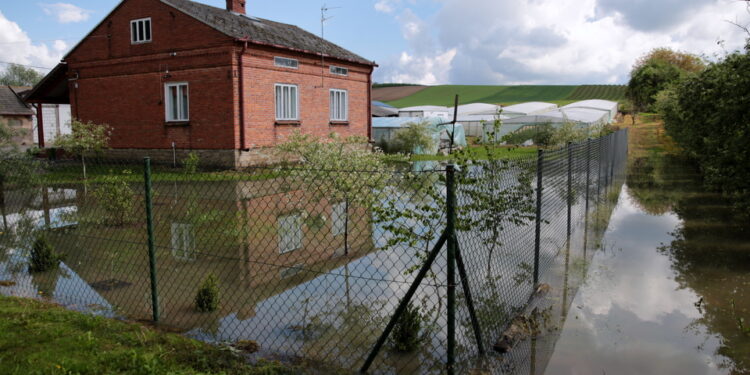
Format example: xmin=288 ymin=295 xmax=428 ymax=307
xmin=374 ymin=0 xmax=398 ymax=14
xmin=376 ymin=0 xmax=750 ymax=84
xmin=0 ymin=11 xmax=65 ymax=73
xmin=41 ymin=3 xmax=92 ymax=24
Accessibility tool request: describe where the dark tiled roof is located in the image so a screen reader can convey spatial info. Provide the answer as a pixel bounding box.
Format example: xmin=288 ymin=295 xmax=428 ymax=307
xmin=161 ymin=0 xmax=375 ymax=66
xmin=0 ymin=86 xmax=34 ymax=116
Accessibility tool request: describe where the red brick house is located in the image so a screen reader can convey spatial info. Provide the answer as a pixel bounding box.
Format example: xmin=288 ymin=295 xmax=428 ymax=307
xmin=27 ymin=0 xmax=376 ymax=167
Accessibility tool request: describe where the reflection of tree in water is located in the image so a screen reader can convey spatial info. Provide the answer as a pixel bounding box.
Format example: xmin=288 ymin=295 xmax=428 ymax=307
xmin=638 ymin=155 xmax=750 ymax=372
xmin=626 ymin=154 xmax=695 ymax=215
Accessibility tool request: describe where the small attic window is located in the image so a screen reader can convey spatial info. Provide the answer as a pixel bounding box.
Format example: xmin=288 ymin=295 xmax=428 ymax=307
xmin=131 ymin=18 xmax=152 ymax=44
xmin=274 ymin=57 xmax=299 ymax=69
xmin=330 ymin=66 xmax=348 ymax=76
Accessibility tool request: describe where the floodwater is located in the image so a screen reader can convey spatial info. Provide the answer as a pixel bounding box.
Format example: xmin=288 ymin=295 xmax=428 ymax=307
xmin=1 ymin=151 xmax=749 ymax=374
xmin=542 ymin=155 xmax=750 ymax=375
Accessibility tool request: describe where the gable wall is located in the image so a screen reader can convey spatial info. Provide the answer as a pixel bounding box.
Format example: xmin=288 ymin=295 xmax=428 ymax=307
xmin=66 ymin=0 xmax=237 ymax=150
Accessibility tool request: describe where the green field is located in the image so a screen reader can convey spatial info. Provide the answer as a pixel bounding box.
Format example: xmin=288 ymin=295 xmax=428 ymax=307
xmin=384 ymin=84 xmax=626 ymax=108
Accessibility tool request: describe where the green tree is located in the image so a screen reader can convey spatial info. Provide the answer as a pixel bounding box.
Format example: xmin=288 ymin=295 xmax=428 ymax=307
xmin=54 ymin=120 xmax=111 ymax=180
xmin=277 ymin=132 xmax=405 ymax=254
xmin=390 ymin=121 xmax=436 ymax=154
xmin=0 ymin=64 xmax=44 ymax=87
xmin=658 ymin=46 xmax=750 ymax=215
xmin=627 ymin=48 xmax=705 ymax=113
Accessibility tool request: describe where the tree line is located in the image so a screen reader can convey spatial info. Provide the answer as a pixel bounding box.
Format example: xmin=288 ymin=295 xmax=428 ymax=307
xmin=627 ymin=40 xmax=750 ymax=216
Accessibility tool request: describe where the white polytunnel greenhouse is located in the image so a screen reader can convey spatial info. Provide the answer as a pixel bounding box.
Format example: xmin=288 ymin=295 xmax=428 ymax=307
xmin=562 ymin=99 xmax=619 ymax=123
xmin=457 ymin=114 xmax=510 ymax=138
xmin=451 ymin=103 xmax=503 ymax=116
xmin=372 ymin=117 xmax=467 ymax=155
xmin=397 ymin=105 xmax=451 ymax=119
xmin=483 ymin=107 xmax=609 ymax=143
xmin=501 ymin=102 xmax=558 ymax=118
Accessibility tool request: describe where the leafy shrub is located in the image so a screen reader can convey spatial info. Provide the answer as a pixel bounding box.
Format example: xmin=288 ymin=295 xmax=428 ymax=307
xmin=183 ymin=152 xmax=200 ymax=174
xmin=92 ymin=170 xmax=137 ymax=226
xmin=549 ymin=122 xmax=587 ymax=148
xmin=390 ymin=302 xmax=423 ymax=352
xmin=29 ymin=235 xmax=62 ymax=273
xmin=195 ymin=274 xmax=220 ymax=312
xmin=389 ymin=121 xmax=436 ymax=154
xmin=502 ymin=124 xmax=554 ymax=147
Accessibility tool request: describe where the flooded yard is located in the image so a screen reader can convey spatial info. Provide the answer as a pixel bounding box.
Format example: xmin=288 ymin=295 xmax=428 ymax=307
xmin=543 ymin=154 xmax=750 ymax=374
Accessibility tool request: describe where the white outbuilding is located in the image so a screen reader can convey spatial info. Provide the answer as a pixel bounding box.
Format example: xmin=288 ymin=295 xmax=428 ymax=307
xmin=562 ymin=100 xmax=619 ymax=123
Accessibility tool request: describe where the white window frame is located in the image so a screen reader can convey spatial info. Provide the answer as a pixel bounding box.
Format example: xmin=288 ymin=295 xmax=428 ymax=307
xmin=164 ymin=82 xmax=189 ymax=122
xmin=171 ymin=223 xmax=196 ymax=261
xmin=275 ymin=84 xmax=299 ymax=121
xmin=130 ymin=18 xmax=152 ymax=44
xmin=329 ymin=65 xmax=348 ymax=76
xmin=278 ymin=213 xmax=303 ymax=254
xmin=331 ymin=201 xmax=347 ymax=236
xmin=329 ymin=89 xmax=348 ymax=121
xmin=274 ymin=57 xmax=299 ymax=69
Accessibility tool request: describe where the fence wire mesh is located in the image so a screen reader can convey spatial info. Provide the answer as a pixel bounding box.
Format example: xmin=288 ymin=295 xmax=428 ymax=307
xmin=0 ymin=129 xmax=628 ymax=374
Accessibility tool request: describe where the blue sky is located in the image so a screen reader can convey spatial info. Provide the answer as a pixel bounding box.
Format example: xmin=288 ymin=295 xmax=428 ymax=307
xmin=1 ymin=0 xmax=749 ymax=84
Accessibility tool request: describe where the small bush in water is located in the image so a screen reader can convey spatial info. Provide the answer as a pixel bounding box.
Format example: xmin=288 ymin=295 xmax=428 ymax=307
xmin=183 ymin=152 xmax=200 ymax=174
xmin=195 ymin=274 xmax=219 ymax=312
xmin=390 ymin=302 xmax=423 ymax=352
xmin=29 ymin=235 xmax=62 ymax=273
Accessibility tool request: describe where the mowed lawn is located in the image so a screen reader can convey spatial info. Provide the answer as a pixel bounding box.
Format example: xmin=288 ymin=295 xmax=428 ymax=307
xmin=383 ymin=84 xmax=626 ymax=108
xmin=0 ymin=296 xmax=291 ymax=375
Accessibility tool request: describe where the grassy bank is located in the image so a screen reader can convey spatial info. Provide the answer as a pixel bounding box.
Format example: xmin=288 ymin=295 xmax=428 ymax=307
xmin=383 ymin=84 xmax=626 ymax=108
xmin=0 ymin=296 xmax=291 ymax=375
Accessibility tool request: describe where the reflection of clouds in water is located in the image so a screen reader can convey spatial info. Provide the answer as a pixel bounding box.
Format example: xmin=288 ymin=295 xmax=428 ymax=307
xmin=583 ymin=186 xmax=694 ymax=323
xmin=545 ymin=185 xmax=730 ymax=374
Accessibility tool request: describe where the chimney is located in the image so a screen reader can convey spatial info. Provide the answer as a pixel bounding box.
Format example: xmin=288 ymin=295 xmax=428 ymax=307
xmin=226 ymin=0 xmax=246 ymax=14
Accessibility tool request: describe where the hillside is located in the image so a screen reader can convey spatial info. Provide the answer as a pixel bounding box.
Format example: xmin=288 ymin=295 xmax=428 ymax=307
xmin=377 ymin=84 xmax=626 ymax=108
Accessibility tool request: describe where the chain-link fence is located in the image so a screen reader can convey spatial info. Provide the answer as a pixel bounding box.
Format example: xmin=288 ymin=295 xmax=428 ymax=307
xmin=0 ymin=129 xmax=628 ymax=374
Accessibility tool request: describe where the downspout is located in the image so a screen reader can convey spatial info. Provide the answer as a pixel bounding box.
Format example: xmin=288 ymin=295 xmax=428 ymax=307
xmin=237 ymin=39 xmax=249 ymax=151
xmin=367 ymin=67 xmax=372 ymax=142
xmin=35 ymin=103 xmax=45 ymax=148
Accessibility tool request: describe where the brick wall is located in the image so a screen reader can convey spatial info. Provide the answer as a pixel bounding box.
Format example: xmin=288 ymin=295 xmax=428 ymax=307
xmin=66 ymin=0 xmax=374 ymax=166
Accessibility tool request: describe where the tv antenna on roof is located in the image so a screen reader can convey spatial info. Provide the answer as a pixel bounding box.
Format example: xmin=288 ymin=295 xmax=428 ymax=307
xmin=317 ymin=4 xmax=341 ymax=88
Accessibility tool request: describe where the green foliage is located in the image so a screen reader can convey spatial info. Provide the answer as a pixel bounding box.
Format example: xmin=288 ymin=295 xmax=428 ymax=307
xmin=388 ymin=121 xmax=436 ymax=154
xmin=92 ymin=170 xmax=137 ymax=226
xmin=195 ymin=274 xmax=220 ymax=312
xmin=632 ymin=48 xmax=706 ymax=75
xmin=390 ymin=302 xmax=424 ymax=352
xmin=549 ymin=122 xmax=587 ymax=148
xmin=659 ymin=47 xmax=750 ymax=215
xmin=502 ymin=124 xmax=555 ymax=147
xmin=54 ymin=120 xmax=111 ymax=180
xmin=183 ymin=152 xmax=200 ymax=174
xmin=627 ymin=48 xmax=704 ymax=112
xmin=29 ymin=235 xmax=62 ymax=273
xmin=0 ymin=64 xmax=44 ymax=86
xmin=0 ymin=120 xmax=42 ymax=189
xmin=277 ymin=132 xmax=406 ymax=253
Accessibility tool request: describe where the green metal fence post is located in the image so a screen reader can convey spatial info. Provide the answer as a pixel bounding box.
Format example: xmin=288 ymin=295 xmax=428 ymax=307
xmin=446 ymin=163 xmax=457 ymax=375
xmin=144 ymin=157 xmax=159 ymax=323
xmin=533 ymin=149 xmax=544 ymax=286
xmin=567 ymin=142 xmax=573 ymax=238
xmin=585 ymin=138 xmax=591 ymax=214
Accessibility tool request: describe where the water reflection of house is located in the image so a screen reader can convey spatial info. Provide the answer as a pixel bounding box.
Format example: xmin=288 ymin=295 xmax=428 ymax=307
xmin=55 ymin=177 xmax=375 ymax=331
xmin=1 ymin=186 xmax=78 ymax=232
